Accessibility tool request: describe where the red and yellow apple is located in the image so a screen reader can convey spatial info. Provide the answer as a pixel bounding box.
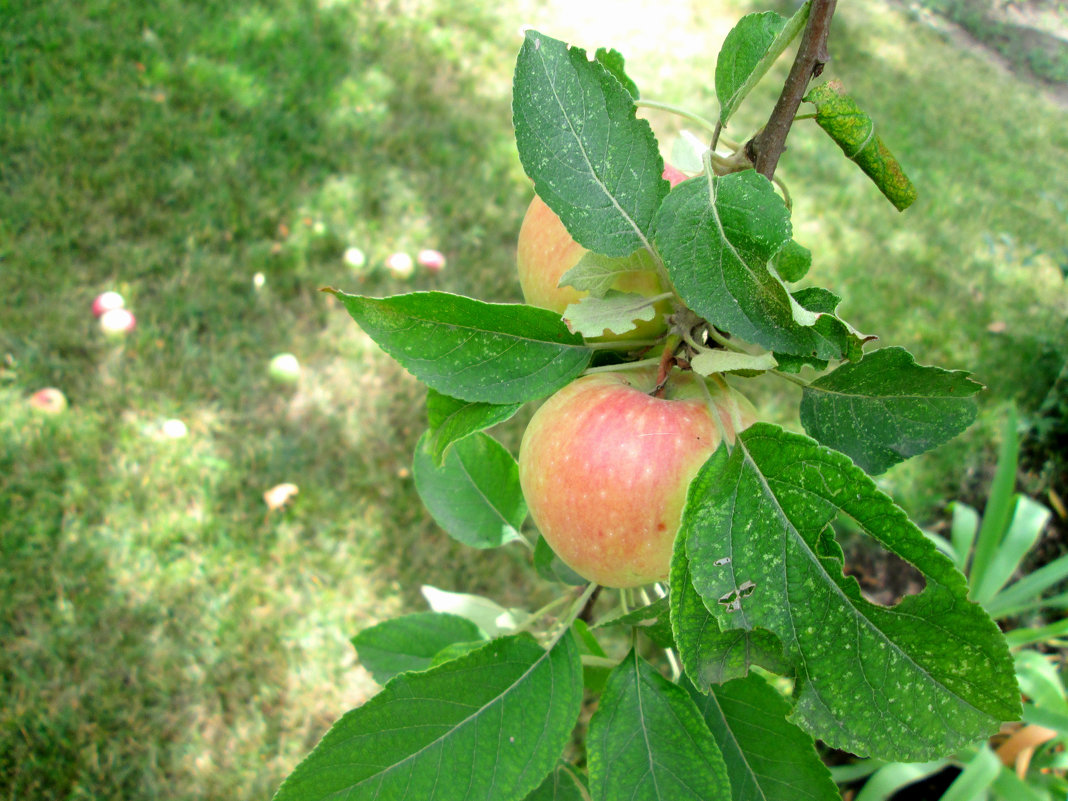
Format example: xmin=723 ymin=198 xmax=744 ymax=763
xmin=518 ymin=367 xmax=757 ymax=588
xmin=516 ymin=165 xmax=688 ymax=341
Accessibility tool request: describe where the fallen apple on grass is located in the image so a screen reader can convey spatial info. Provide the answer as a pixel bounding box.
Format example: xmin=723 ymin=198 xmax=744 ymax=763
xmin=516 ymin=165 xmax=688 ymax=341
xmin=417 ymin=249 xmax=446 ymax=273
xmin=92 ymin=291 xmax=125 ymax=318
xmin=385 ymin=252 xmax=414 ymax=280
xmin=518 ymin=367 xmax=757 ymax=588
xmin=29 ymin=387 xmax=68 ymax=414
xmin=99 ymin=307 xmax=136 ymax=338
xmin=268 ymin=353 xmax=301 ymax=385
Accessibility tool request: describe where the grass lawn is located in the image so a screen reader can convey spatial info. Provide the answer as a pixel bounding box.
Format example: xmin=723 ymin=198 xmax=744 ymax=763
xmin=1 ymin=0 xmax=1065 ymax=797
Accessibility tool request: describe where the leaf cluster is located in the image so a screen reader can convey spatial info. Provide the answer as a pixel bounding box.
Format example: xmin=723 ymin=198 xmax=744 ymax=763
xmin=274 ymin=10 xmax=1020 ymax=801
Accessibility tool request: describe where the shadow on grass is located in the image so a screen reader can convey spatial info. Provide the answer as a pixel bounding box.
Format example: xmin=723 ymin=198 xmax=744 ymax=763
xmin=0 ymin=1 xmax=538 ymax=798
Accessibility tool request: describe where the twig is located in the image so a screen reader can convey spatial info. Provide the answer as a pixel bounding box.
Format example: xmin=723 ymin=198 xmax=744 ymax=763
xmin=749 ymin=0 xmax=838 ymax=180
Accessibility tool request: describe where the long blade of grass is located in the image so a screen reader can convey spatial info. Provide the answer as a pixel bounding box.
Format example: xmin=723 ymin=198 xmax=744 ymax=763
xmin=984 ymin=554 xmax=1068 ymax=619
xmin=853 ymin=761 xmax=949 ymax=801
xmin=991 ymin=765 xmax=1050 ymax=801
xmin=974 ymin=494 xmax=1052 ymax=607
xmin=968 ymin=406 xmax=1019 ymax=597
xmin=937 ymin=746 xmax=999 ymax=801
xmin=949 ymin=501 xmax=979 ymax=571
xmin=1005 ymin=618 xmax=1068 ymax=649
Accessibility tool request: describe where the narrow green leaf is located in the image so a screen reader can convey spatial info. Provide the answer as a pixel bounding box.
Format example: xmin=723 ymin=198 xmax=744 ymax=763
xmin=804 ymin=81 xmax=917 ymax=211
xmin=273 ymin=634 xmax=583 ymax=801
xmin=800 ymin=347 xmax=982 ymax=475
xmin=558 ymin=250 xmax=657 ymax=298
xmin=513 ymin=31 xmax=666 ymax=257
xmin=352 ymin=612 xmax=486 ymax=684
xmin=655 ymin=172 xmax=846 ymax=360
xmin=670 ymin=537 xmax=788 ymax=689
xmin=425 ymin=389 xmax=522 ymax=467
xmin=1004 ymin=618 xmax=1068 ymax=648
xmin=594 ymin=596 xmax=675 ymax=649
xmin=594 ymin=47 xmax=639 ymax=99
xmin=717 ymin=3 xmax=810 ymax=126
xmin=950 ymin=502 xmax=980 ymax=572
xmin=562 ymin=291 xmax=657 ymax=338
xmin=970 ymin=406 xmax=1020 ymax=599
xmin=587 ymin=649 xmax=731 ymax=801
xmin=413 ymin=431 xmax=526 ymax=549
xmin=524 ymin=763 xmax=589 ymax=801
xmin=683 ymin=424 xmax=1020 ymax=761
xmin=983 ymin=550 xmax=1068 ymax=619
xmin=939 ymin=746 xmax=1000 ymax=801
xmin=853 ymin=761 xmax=950 ymax=801
xmin=330 ymin=291 xmax=592 ymax=404
xmin=973 ymin=495 xmax=1051 ymax=607
xmin=688 ymin=673 xmax=840 ymax=801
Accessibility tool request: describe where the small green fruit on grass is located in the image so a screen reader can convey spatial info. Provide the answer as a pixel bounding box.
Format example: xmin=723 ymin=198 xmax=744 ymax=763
xmin=518 ymin=368 xmax=756 ymax=588
xmin=268 ymin=353 xmax=301 ymax=385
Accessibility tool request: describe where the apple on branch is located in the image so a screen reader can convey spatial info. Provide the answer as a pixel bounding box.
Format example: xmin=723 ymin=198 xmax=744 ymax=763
xmin=518 ymin=367 xmax=757 ymax=588
xmin=516 ymin=165 xmax=687 ymax=341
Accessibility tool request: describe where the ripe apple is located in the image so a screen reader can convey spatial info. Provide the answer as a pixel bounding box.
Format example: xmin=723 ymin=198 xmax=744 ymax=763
xmin=417 ymin=249 xmax=446 ymax=273
xmin=92 ymin=291 xmax=125 ymax=317
xmin=518 ymin=367 xmax=757 ymax=588
xmin=100 ymin=307 xmax=136 ymax=337
xmin=516 ymin=165 xmax=688 ymax=341
xmin=268 ymin=353 xmax=301 ymax=385
xmin=29 ymin=387 xmax=68 ymax=414
xmin=386 ymin=252 xmax=414 ymax=279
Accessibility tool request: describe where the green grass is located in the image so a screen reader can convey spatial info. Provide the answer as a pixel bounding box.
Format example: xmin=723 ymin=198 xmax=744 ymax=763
xmin=1 ymin=0 xmax=1066 ymax=797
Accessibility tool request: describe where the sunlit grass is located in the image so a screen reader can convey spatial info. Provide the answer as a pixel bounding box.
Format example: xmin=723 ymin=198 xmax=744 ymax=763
xmin=1 ymin=0 xmax=1066 ymax=797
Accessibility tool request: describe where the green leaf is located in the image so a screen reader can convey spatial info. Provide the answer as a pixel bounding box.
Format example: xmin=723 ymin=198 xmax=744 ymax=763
xmin=950 ymin=502 xmax=980 ymax=571
xmin=329 ymin=291 xmax=592 ymax=404
xmin=594 ymin=596 xmax=676 ymax=649
xmin=690 ymin=349 xmax=778 ymax=377
xmin=716 ymin=11 xmax=788 ymax=125
xmin=771 ymin=239 xmax=812 ymax=283
xmin=972 ymin=495 xmax=1051 ymax=607
xmin=804 ymin=81 xmax=917 ymax=211
xmin=351 ymin=612 xmax=486 ymax=684
xmin=587 ymin=649 xmax=731 ymax=801
xmin=425 ymin=389 xmax=522 ymax=467
xmin=970 ymin=406 xmax=1020 ymax=600
xmin=413 ymin=431 xmax=527 ymax=549
xmin=429 ymin=640 xmax=488 ymax=668
xmin=562 ymin=291 xmax=657 ymax=338
xmin=421 ymin=586 xmax=523 ymax=637
xmin=273 ymin=634 xmax=583 ymax=801
xmin=853 ymin=761 xmax=951 ymax=801
xmin=523 ymin=763 xmax=589 ymax=801
xmin=682 ymin=424 xmax=1020 ymax=761
xmin=513 ymin=31 xmax=666 ymax=257
xmin=716 ymin=3 xmax=810 ymax=127
xmin=799 ymin=347 xmax=982 ymax=475
xmin=558 ymin=250 xmax=657 ymax=298
xmin=533 ymin=535 xmax=588 ymax=586
xmin=655 ymin=172 xmax=844 ymax=360
xmin=939 ymin=746 xmax=1001 ymax=801
xmin=594 ymin=47 xmax=638 ymax=99
xmin=688 ymin=673 xmax=840 ymax=801
xmin=670 ymin=537 xmax=789 ymax=689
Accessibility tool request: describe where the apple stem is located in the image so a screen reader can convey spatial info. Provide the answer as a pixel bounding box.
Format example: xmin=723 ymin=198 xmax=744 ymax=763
xmin=654 ymin=335 xmax=683 ymax=395
xmin=548 ymin=582 xmax=600 ymax=647
xmin=749 ymin=0 xmax=839 ymax=180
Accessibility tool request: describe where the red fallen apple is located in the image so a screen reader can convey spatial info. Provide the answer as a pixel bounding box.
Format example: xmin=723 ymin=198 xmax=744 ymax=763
xmin=92 ymin=291 xmax=125 ymax=318
xmin=417 ymin=249 xmax=447 ymax=273
xmin=518 ymin=367 xmax=757 ymax=588
xmin=516 ymin=165 xmax=688 ymax=341
xmin=99 ymin=307 xmax=136 ymax=337
xmin=29 ymin=387 xmax=68 ymax=414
